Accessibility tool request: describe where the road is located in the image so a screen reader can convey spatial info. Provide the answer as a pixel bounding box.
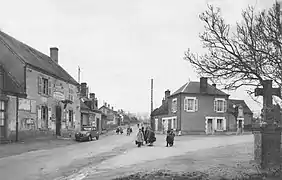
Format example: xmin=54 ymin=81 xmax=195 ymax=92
xmin=0 ymin=129 xmax=254 ymax=180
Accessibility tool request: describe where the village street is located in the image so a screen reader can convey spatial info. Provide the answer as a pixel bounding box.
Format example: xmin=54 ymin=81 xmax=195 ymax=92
xmin=0 ymin=127 xmax=254 ymax=180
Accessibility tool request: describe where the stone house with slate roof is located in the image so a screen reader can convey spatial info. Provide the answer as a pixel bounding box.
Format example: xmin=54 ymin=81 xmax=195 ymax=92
xmin=0 ymin=30 xmax=80 ymax=141
xmin=151 ymin=77 xmax=253 ymax=135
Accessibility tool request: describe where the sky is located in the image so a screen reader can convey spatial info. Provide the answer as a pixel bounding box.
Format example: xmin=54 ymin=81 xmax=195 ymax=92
xmin=0 ymin=0 xmax=278 ymax=116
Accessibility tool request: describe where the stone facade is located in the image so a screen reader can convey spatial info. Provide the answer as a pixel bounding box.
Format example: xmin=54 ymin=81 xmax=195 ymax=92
xmin=6 ymin=66 xmax=81 ymax=140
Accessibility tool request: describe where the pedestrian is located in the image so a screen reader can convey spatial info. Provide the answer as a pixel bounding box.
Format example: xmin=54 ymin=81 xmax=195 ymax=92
xmin=147 ymin=127 xmax=156 ymax=146
xmin=166 ymin=129 xmax=175 ymax=147
xmin=120 ymin=127 xmax=123 ymax=134
xmin=135 ymin=128 xmax=144 ymax=147
xmin=144 ymin=127 xmax=149 ymax=144
xmin=116 ymin=127 xmax=120 ymax=135
xmin=127 ymin=125 xmax=131 ymax=136
xmin=141 ymin=126 xmax=145 ymax=145
xmin=236 ymin=120 xmax=243 ymax=135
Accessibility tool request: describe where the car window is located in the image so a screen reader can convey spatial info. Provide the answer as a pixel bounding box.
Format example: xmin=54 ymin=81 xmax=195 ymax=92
xmin=83 ymin=127 xmax=91 ymax=131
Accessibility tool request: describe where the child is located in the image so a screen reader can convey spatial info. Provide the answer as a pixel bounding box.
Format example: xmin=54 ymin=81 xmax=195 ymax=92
xmin=166 ymin=129 xmax=175 ymax=147
xmin=135 ymin=129 xmax=144 ymax=147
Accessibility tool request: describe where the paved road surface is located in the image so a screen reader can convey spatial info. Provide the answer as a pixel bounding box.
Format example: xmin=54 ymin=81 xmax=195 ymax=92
xmin=0 ymin=129 xmax=253 ymax=180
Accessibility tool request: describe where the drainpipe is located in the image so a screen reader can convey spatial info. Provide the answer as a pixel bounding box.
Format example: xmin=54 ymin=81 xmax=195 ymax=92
xmin=16 ymin=95 xmax=19 ymax=142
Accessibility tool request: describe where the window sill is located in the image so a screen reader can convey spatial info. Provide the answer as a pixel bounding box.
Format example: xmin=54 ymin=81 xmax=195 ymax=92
xmin=185 ymin=110 xmax=196 ymax=112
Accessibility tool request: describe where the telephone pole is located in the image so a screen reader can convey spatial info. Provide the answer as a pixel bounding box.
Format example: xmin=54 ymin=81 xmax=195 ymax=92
xmin=150 ymin=79 xmax=153 ymax=127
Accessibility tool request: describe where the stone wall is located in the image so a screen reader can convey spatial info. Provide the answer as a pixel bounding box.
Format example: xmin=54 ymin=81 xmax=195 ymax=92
xmin=6 ymin=67 xmax=81 ymax=140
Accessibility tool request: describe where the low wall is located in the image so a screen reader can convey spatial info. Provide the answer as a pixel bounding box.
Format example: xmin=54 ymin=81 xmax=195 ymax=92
xmin=8 ymin=129 xmax=56 ymax=142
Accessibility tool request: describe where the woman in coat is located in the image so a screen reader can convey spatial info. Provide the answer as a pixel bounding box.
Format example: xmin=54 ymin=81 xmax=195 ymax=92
xmin=135 ymin=129 xmax=144 ymax=147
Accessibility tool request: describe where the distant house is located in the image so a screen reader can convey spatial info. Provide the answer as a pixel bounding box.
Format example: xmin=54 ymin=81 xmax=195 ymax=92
xmin=0 ymin=30 xmax=80 ymax=141
xmin=151 ymin=77 xmax=253 ymax=135
xmin=80 ymin=82 xmax=102 ymax=134
xmin=99 ymin=103 xmax=118 ymax=125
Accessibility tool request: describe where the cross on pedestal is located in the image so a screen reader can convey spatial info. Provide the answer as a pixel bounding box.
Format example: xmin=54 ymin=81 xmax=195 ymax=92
xmin=255 ymin=80 xmax=281 ymax=124
xmin=253 ymin=80 xmax=282 ymax=169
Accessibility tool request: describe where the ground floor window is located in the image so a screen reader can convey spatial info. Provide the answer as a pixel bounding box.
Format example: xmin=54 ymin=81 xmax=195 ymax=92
xmin=41 ymin=106 xmax=48 ymax=129
xmin=0 ymin=101 xmax=4 ymax=126
xmin=217 ymin=119 xmax=223 ymax=130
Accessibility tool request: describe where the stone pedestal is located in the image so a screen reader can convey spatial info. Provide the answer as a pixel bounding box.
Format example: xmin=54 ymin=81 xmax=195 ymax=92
xmin=253 ymin=125 xmax=282 ymax=169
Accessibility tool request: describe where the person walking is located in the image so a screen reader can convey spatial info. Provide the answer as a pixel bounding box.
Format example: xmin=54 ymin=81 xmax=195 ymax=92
xmin=144 ymin=127 xmax=149 ymax=144
xmin=166 ymin=129 xmax=175 ymax=147
xmin=147 ymin=127 xmax=156 ymax=146
xmin=135 ymin=129 xmax=144 ymax=147
xmin=141 ymin=126 xmax=145 ymax=145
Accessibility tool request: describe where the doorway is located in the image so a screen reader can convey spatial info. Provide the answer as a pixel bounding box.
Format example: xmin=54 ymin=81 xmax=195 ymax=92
xmin=55 ymin=106 xmax=62 ymax=136
xmin=207 ymin=118 xmax=213 ymax=134
xmin=0 ymin=100 xmax=6 ymax=139
xmin=168 ymin=119 xmax=172 ymax=130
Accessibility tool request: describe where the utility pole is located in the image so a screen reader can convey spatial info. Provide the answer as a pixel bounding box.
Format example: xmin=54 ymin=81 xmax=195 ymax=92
xmin=150 ymin=79 xmax=153 ymax=128
xmin=78 ymin=66 xmax=81 ymax=84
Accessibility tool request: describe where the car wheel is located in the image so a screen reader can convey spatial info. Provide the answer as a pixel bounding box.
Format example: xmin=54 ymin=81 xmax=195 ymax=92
xmin=89 ymin=135 xmax=93 ymax=141
xmin=96 ymin=136 xmax=99 ymax=140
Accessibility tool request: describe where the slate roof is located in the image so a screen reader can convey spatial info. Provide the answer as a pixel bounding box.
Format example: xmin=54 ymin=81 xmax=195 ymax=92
xmin=228 ymin=99 xmax=253 ymax=115
xmin=151 ymin=101 xmax=169 ymax=117
xmin=0 ymin=65 xmax=26 ymax=97
xmin=0 ymin=31 xmax=79 ymax=89
xmin=171 ymin=81 xmax=228 ymax=96
xmin=80 ymin=100 xmax=91 ymax=111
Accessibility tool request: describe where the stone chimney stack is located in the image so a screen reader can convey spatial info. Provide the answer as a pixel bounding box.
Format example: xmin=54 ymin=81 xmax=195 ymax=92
xmin=104 ymin=102 xmax=107 ymax=107
xmin=165 ymin=89 xmax=170 ymax=100
xmin=80 ymin=83 xmax=87 ymax=97
xmin=108 ymin=104 xmax=110 ymax=109
xmin=112 ymin=106 xmax=114 ymax=111
xmin=162 ymin=98 xmax=165 ymax=105
xmin=200 ymin=77 xmax=208 ymax=93
xmin=95 ymin=98 xmax=98 ymax=109
xmin=50 ymin=47 xmax=59 ymax=63
xmin=89 ymin=93 xmax=95 ymax=109
xmin=0 ymin=65 xmax=4 ymax=93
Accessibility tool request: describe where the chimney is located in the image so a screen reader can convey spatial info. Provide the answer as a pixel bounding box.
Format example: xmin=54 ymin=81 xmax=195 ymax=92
xmin=165 ymin=89 xmax=170 ymax=100
xmin=112 ymin=106 xmax=114 ymax=111
xmin=89 ymin=93 xmax=95 ymax=99
xmin=95 ymin=98 xmax=98 ymax=109
xmin=0 ymin=65 xmax=4 ymax=93
xmin=80 ymin=83 xmax=87 ymax=97
xmin=162 ymin=98 xmax=165 ymax=105
xmin=212 ymin=83 xmax=216 ymax=88
xmin=50 ymin=47 xmax=59 ymax=63
xmin=104 ymin=102 xmax=107 ymax=107
xmin=108 ymin=104 xmax=110 ymax=109
xmin=200 ymin=77 xmax=208 ymax=93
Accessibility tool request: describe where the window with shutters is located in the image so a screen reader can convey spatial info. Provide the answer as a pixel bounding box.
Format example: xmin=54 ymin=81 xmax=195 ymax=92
xmin=214 ymin=98 xmax=227 ymax=113
xmin=38 ymin=76 xmax=52 ymax=96
xmin=0 ymin=101 xmax=5 ymax=126
xmin=171 ymin=98 xmax=177 ymax=113
xmin=184 ymin=97 xmax=198 ymax=112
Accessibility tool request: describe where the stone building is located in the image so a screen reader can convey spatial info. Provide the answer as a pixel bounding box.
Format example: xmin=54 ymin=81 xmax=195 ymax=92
xmin=0 ymin=30 xmax=80 ymax=141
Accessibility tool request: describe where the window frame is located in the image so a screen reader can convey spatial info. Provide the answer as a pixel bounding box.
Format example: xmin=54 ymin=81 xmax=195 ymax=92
xmin=184 ymin=97 xmax=198 ymax=112
xmin=171 ymin=98 xmax=177 ymax=113
xmin=42 ymin=78 xmax=49 ymax=95
xmin=0 ymin=101 xmax=5 ymax=126
xmin=214 ymin=98 xmax=226 ymax=113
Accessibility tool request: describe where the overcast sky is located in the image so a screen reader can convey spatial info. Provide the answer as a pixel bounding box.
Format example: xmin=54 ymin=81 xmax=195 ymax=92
xmin=0 ymin=0 xmax=277 ymax=115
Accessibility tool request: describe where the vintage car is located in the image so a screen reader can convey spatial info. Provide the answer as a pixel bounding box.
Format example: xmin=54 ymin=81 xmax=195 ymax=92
xmin=75 ymin=126 xmax=99 ymax=142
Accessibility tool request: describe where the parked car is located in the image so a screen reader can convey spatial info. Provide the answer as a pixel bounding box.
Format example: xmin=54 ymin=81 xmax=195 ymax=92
xmin=75 ymin=126 xmax=99 ymax=142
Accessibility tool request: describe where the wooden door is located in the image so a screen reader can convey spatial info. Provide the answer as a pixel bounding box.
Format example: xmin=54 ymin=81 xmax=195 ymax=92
xmin=55 ymin=106 xmax=61 ymax=136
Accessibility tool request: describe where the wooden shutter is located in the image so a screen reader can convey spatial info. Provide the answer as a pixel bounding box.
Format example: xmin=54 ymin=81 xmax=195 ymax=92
xmin=214 ymin=100 xmax=217 ymax=112
xmin=223 ymin=100 xmax=227 ymax=112
xmin=48 ymin=107 xmax=52 ymax=128
xmin=66 ymin=110 xmax=69 ymax=122
xmin=184 ymin=98 xmax=187 ymax=111
xmin=37 ymin=106 xmax=42 ymax=128
xmin=38 ymin=76 xmax=42 ymax=94
xmin=223 ymin=118 xmax=227 ymax=130
xmin=48 ymin=80 xmax=52 ymax=96
xmin=195 ymin=99 xmax=198 ymax=111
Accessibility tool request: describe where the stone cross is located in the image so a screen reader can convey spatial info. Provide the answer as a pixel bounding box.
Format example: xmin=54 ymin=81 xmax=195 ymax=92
xmin=255 ymin=80 xmax=281 ymax=124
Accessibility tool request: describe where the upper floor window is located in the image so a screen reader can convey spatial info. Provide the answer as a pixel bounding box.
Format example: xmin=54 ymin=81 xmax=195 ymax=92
xmin=214 ymin=98 xmax=227 ymax=113
xmin=38 ymin=76 xmax=52 ymax=96
xmin=171 ymin=98 xmax=177 ymax=113
xmin=184 ymin=97 xmax=198 ymax=112
xmin=68 ymin=84 xmax=74 ymax=102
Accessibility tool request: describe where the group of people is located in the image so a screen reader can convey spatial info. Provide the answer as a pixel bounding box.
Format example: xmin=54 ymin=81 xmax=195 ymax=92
xmin=135 ymin=124 xmax=156 ymax=147
xmin=116 ymin=126 xmax=123 ymax=134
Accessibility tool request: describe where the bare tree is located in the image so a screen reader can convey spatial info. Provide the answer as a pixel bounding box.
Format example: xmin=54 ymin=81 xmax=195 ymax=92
xmin=184 ymin=3 xmax=282 ymax=96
